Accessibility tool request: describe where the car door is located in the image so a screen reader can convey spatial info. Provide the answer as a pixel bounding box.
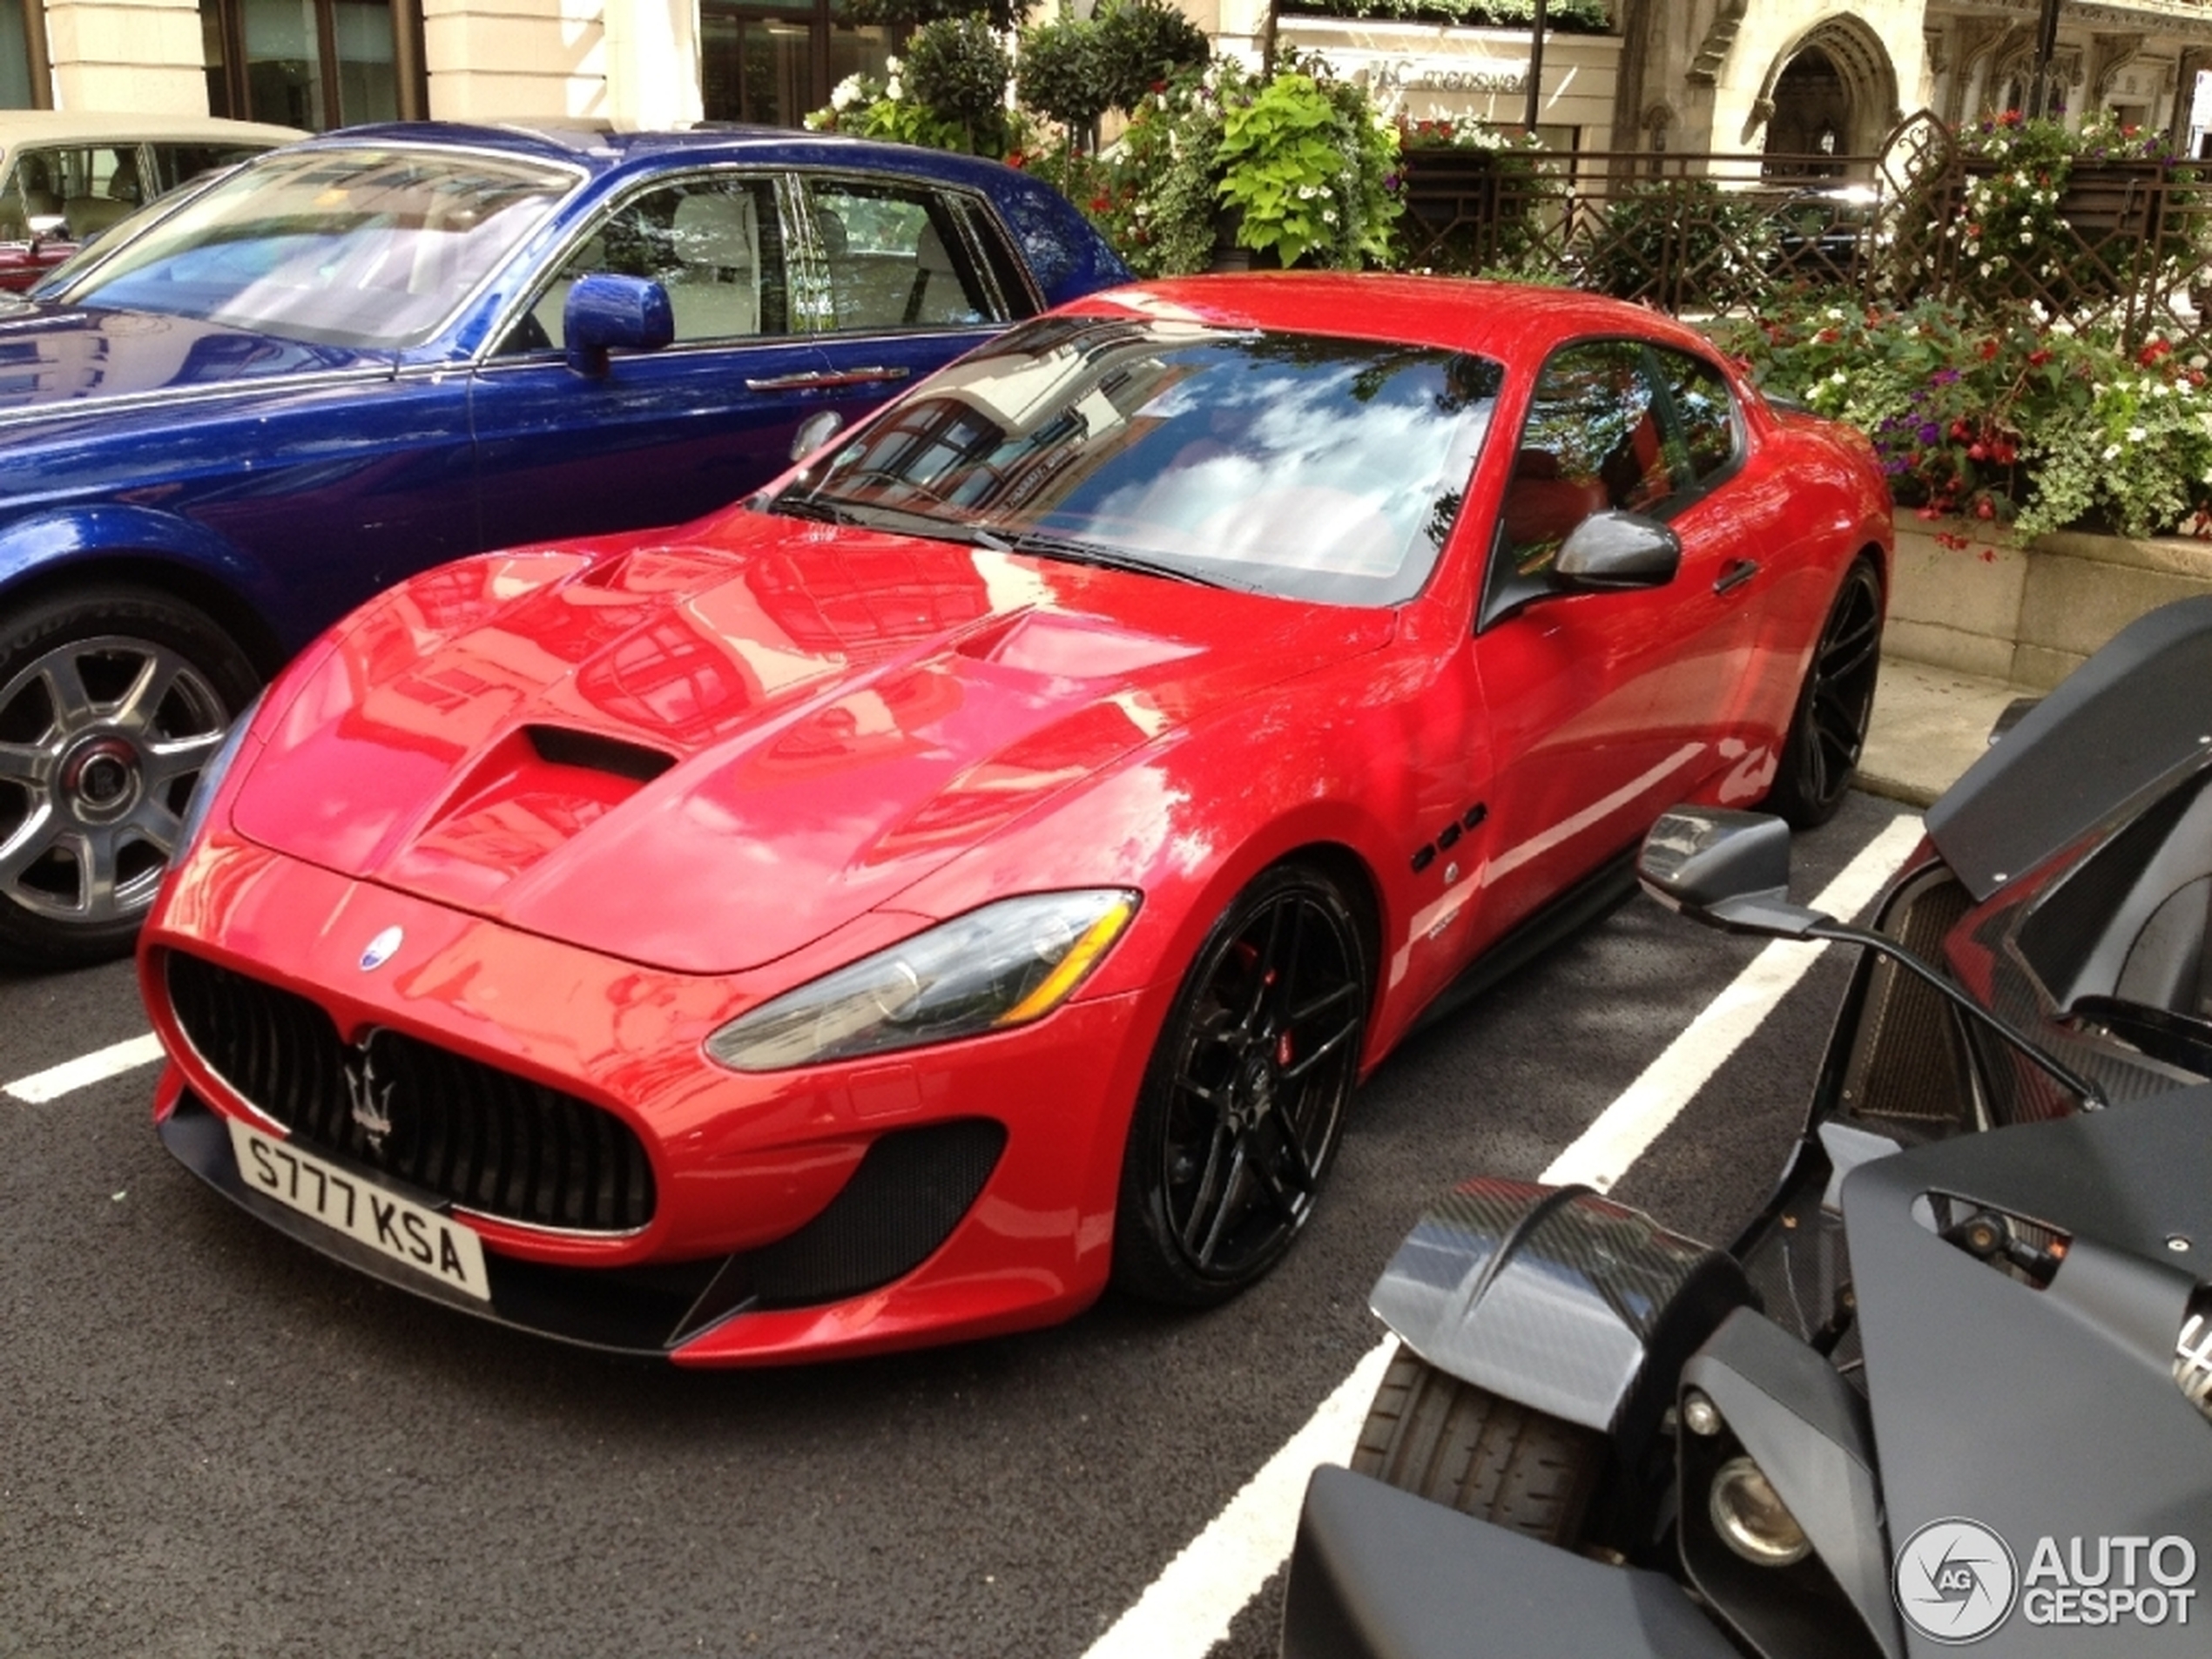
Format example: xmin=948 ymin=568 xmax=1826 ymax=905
xmin=464 ymin=168 xmax=839 ymax=549
xmin=785 ymin=172 xmax=1027 ymax=437
xmin=1465 ymin=337 xmax=1750 ymax=934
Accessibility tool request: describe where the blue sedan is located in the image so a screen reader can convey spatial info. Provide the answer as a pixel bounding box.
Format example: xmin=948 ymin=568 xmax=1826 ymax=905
xmin=0 ymin=123 xmax=1128 ymax=966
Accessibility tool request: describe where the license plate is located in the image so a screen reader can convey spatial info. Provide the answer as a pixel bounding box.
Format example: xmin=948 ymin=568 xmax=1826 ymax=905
xmin=227 ymin=1118 xmax=490 ymax=1301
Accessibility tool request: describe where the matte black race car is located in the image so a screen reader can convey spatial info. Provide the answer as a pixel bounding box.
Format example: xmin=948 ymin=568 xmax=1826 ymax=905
xmin=1285 ymin=597 xmax=2212 ymax=1659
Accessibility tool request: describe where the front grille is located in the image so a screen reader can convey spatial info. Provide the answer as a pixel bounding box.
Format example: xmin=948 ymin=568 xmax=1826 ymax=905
xmin=165 ymin=952 xmax=654 ymax=1232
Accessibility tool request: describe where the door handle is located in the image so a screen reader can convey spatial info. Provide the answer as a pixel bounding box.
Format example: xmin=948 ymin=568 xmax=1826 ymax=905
xmin=744 ymin=367 xmax=912 ymax=392
xmin=1714 ymin=558 xmax=1759 ymax=596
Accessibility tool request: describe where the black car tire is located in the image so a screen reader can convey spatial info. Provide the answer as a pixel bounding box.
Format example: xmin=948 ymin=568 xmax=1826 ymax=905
xmin=1765 ymin=556 xmax=1884 ymax=828
xmin=0 ymin=585 xmax=260 ymax=969
xmin=1111 ymin=861 xmax=1369 ymax=1307
xmin=1352 ymin=1343 xmax=1605 ymax=1544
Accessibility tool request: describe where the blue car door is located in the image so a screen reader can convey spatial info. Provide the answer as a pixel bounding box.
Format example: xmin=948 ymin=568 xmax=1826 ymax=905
xmin=464 ymin=169 xmax=840 ymax=548
xmin=785 ymin=172 xmax=1027 ymax=439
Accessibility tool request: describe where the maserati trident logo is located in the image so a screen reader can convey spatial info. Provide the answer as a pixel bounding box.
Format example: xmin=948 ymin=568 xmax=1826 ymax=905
xmin=359 ymin=925 xmax=403 ymax=972
xmin=343 ymin=1042 xmax=396 ymax=1156
xmin=1894 ymin=1517 xmax=2020 ymax=1643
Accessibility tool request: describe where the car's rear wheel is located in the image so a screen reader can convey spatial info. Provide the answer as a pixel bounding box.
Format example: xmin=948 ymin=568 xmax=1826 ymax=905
xmin=1766 ymin=556 xmax=1883 ymax=828
xmin=1352 ymin=1343 xmax=1605 ymax=1543
xmin=1112 ymin=863 xmax=1368 ymax=1306
xmin=0 ymin=587 xmax=260 ymax=968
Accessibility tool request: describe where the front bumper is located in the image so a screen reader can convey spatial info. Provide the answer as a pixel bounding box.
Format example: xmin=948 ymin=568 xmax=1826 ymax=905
xmin=1284 ymin=1467 xmax=1737 ymax=1659
xmin=143 ymin=834 xmax=1161 ymax=1363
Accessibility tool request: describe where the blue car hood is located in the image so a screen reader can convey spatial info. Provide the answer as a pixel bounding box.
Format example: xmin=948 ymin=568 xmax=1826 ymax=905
xmin=0 ymin=301 xmax=387 ymax=416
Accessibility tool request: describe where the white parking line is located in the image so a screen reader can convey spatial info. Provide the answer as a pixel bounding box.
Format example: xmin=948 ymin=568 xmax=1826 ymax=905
xmin=1081 ymin=812 xmax=1923 ymax=1659
xmin=3 ymin=1032 xmax=165 ymax=1103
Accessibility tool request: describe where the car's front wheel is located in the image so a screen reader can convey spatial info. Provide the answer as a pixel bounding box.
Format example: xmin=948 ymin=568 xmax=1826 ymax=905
xmin=0 ymin=586 xmax=260 ymax=968
xmin=1352 ymin=1343 xmax=1605 ymax=1543
xmin=1111 ymin=862 xmax=1369 ymax=1306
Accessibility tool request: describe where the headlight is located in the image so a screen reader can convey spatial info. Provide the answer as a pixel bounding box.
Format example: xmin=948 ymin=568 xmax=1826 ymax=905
xmin=174 ymin=691 xmax=264 ymax=861
xmin=706 ymin=889 xmax=1141 ymax=1071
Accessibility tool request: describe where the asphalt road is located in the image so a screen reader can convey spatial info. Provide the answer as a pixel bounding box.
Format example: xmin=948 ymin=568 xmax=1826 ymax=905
xmin=0 ymin=791 xmax=1912 ymax=1659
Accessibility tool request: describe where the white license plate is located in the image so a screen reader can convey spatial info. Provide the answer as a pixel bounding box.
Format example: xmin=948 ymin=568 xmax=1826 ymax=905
xmin=227 ymin=1118 xmax=490 ymax=1301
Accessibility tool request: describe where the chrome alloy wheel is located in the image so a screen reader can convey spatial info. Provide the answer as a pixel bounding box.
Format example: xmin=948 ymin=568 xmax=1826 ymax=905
xmin=0 ymin=634 xmax=232 ymax=928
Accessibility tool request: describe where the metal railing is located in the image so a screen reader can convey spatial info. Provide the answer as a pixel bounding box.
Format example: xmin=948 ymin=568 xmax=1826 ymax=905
xmin=1395 ymin=110 xmax=2212 ymax=351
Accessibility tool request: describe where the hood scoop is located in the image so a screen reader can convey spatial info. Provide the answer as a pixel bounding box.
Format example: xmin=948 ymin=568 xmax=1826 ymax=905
xmin=380 ymin=725 xmax=678 ymax=910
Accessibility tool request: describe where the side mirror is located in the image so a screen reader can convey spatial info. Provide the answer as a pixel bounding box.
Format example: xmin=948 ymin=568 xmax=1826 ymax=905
xmin=1637 ymin=807 xmax=1830 ymax=938
xmin=790 ymin=408 xmax=845 ymax=463
xmin=1555 ymin=511 xmax=1682 ymax=591
xmin=564 ymin=273 xmax=673 ymax=377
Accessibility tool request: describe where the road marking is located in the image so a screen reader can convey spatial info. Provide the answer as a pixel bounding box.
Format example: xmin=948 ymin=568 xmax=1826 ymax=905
xmin=1082 ymin=811 xmax=1922 ymax=1659
xmin=4 ymin=1032 xmax=165 ymax=1103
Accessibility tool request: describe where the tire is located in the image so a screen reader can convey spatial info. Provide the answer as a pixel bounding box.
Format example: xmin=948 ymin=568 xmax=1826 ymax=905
xmin=1111 ymin=862 xmax=1369 ymax=1306
xmin=1352 ymin=1343 xmax=1605 ymax=1545
xmin=1765 ymin=556 xmax=1884 ymax=828
xmin=0 ymin=586 xmax=260 ymax=969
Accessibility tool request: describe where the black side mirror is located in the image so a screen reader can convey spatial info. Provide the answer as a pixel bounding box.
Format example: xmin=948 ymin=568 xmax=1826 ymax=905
xmin=564 ymin=273 xmax=674 ymax=377
xmin=1637 ymin=807 xmax=1830 ymax=938
xmin=790 ymin=408 xmax=845 ymax=463
xmin=1555 ymin=511 xmax=1682 ymax=592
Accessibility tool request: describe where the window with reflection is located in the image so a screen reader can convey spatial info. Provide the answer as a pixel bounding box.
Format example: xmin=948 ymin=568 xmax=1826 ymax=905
xmin=1501 ymin=341 xmax=1676 ymax=577
xmin=765 ymin=315 xmax=1502 ymax=607
xmin=201 ymin=0 xmax=422 ymax=128
xmin=1 ymin=0 xmax=43 ymax=109
xmin=700 ymin=0 xmax=890 ymax=126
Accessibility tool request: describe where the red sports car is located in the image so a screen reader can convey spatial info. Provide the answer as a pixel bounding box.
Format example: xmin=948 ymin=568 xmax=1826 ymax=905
xmin=138 ymin=276 xmax=1892 ymax=1364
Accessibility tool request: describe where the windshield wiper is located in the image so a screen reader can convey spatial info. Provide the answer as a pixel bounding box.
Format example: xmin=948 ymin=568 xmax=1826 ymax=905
xmin=764 ymin=491 xmax=867 ymax=526
xmin=991 ymin=529 xmax=1250 ymax=591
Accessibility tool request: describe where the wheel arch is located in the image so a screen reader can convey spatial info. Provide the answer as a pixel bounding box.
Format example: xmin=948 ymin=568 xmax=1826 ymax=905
xmin=0 ymin=512 xmax=291 ymax=678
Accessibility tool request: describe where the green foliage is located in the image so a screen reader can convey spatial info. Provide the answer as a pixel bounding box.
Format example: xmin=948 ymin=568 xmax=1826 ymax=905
xmin=1016 ymin=15 xmax=1111 ymax=138
xmin=1394 ymin=115 xmax=1559 ymax=275
xmin=1093 ymin=0 xmax=1210 ymax=116
xmin=1280 ymin=0 xmax=1610 ymax=32
xmin=1213 ymin=57 xmax=1401 ymax=269
xmin=1089 ymin=62 xmax=1235 ymax=277
xmin=905 ymin=17 xmax=1015 ymax=152
xmin=1710 ymin=295 xmax=2212 ymax=541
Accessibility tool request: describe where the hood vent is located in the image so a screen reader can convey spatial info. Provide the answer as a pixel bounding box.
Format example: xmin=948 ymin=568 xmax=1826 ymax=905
xmin=525 ymin=725 xmax=675 ymax=784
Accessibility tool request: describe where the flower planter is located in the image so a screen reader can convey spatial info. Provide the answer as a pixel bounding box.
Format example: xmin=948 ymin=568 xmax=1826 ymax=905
xmin=1887 ymin=522 xmax=2212 ymax=687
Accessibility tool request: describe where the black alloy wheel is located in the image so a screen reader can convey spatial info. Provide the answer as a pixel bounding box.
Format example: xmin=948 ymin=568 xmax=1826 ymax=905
xmin=0 ymin=586 xmax=260 ymax=968
xmin=1767 ymin=556 xmax=1883 ymax=828
xmin=1113 ymin=863 xmax=1369 ymax=1306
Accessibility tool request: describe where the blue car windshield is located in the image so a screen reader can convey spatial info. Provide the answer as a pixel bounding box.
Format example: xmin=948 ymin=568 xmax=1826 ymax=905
xmin=49 ymin=146 xmax=577 ymax=350
xmin=772 ymin=315 xmax=1502 ymax=607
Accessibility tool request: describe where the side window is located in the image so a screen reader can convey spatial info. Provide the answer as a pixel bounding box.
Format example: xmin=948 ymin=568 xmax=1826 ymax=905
xmin=497 ymin=173 xmax=788 ymax=355
xmin=152 ymin=143 xmax=272 ymax=193
xmin=1651 ymin=347 xmax=1740 ymax=489
xmin=49 ymin=145 xmax=144 ymax=239
xmin=1499 ymin=340 xmax=1671 ymax=577
xmin=801 ymin=179 xmax=1001 ymax=334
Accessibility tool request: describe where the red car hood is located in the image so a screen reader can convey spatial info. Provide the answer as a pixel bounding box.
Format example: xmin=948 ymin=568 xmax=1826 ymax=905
xmin=232 ymin=516 xmax=1393 ymax=975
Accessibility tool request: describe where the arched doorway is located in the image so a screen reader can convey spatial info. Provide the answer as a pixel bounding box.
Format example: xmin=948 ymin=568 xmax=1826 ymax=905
xmin=1765 ymin=45 xmax=1851 ymax=171
xmin=1753 ymin=17 xmax=1900 ymax=172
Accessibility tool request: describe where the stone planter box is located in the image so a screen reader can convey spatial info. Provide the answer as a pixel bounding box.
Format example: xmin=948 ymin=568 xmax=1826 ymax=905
xmin=1886 ymin=522 xmax=2212 ymax=688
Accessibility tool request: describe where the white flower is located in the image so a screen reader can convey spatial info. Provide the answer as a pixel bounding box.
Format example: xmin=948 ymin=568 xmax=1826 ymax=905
xmin=2128 ymin=425 xmax=2148 ymax=442
xmin=884 ymin=54 xmax=901 ymax=72
xmin=1979 ymin=261 xmax=1993 ymax=277
xmin=1322 ymin=207 xmax=1339 ymax=224
xmin=2019 ymin=230 xmax=2033 ymax=245
xmin=1830 ymin=368 xmax=1849 ymax=385
xmin=885 ymin=74 xmax=902 ymax=99
xmin=2154 ymin=382 xmax=2172 ymax=398
xmin=830 ymin=75 xmax=862 ymax=111
xmin=1824 ymin=307 xmax=1844 ymax=320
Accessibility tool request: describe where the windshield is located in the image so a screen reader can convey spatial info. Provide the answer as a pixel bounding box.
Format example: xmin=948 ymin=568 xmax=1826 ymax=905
xmin=768 ymin=315 xmax=1502 ymax=606
xmin=47 ymin=146 xmax=577 ymax=350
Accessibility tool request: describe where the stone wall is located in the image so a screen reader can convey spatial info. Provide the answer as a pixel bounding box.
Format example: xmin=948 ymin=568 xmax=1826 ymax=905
xmin=1888 ymin=523 xmax=2212 ymax=687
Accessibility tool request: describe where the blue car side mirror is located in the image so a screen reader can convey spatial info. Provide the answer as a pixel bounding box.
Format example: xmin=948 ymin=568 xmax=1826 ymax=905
xmin=564 ymin=274 xmax=674 ymax=376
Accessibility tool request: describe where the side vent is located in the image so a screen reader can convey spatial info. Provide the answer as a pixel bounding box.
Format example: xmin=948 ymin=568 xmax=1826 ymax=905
xmin=1912 ymin=1190 xmax=2069 ymax=1290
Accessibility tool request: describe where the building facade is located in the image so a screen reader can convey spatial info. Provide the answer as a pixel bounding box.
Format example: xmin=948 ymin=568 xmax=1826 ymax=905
xmin=4 ymin=0 xmax=2209 ymax=162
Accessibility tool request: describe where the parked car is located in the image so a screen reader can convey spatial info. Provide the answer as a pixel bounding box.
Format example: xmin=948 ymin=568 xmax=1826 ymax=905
xmin=1285 ymin=597 xmax=2212 ymax=1657
xmin=0 ymin=122 xmax=1127 ymax=966
xmin=0 ymin=111 xmax=302 ymax=291
xmin=139 ymin=274 xmax=1892 ymax=1365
